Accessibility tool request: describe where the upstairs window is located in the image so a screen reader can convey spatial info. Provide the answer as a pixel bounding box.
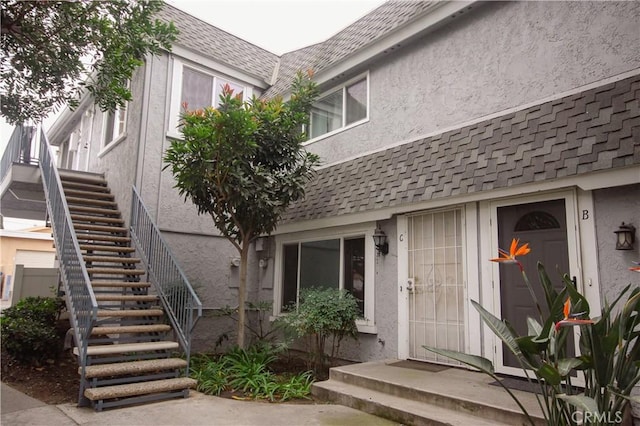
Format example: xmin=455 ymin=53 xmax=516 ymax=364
xmin=103 ymin=106 xmax=127 ymax=147
xmin=309 ymin=73 xmax=368 ymax=140
xmin=169 ymin=60 xmax=251 ymax=138
xmin=181 ymin=66 xmax=245 ymax=111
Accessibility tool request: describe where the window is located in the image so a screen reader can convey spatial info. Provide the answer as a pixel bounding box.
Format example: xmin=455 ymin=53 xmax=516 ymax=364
xmin=275 ymin=224 xmax=376 ymax=332
xmin=309 ymin=74 xmax=368 ymax=140
xmin=169 ymin=59 xmax=251 ymax=138
xmin=181 ymin=66 xmax=245 ymax=111
xmin=103 ymin=106 xmax=127 ymax=148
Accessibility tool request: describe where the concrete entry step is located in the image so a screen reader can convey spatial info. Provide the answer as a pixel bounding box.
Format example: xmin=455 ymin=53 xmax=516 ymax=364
xmin=312 ymin=360 xmax=545 ymax=426
xmin=59 ymin=170 xmax=107 ymax=186
xmin=82 ymin=358 xmax=187 ymax=378
xmin=83 ymin=377 xmax=196 ymax=401
xmin=313 ymin=380 xmax=509 ymax=426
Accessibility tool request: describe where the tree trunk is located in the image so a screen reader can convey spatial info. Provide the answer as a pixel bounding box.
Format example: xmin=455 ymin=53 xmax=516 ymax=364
xmin=237 ymin=242 xmax=249 ymax=348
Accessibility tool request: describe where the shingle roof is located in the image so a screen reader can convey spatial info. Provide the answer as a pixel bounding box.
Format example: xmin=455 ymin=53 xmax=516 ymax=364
xmin=263 ymin=1 xmax=436 ymax=97
xmin=281 ymin=74 xmax=640 ymax=223
xmin=157 ymin=4 xmax=279 ymax=83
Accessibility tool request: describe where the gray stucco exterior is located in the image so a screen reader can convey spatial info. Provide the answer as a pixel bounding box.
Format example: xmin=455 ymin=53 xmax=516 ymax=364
xmin=307 ymin=1 xmax=640 ymax=165
xmin=44 ymin=1 xmax=639 ymax=374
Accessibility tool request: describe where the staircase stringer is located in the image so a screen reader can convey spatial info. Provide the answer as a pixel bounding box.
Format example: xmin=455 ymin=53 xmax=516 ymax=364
xmin=37 ymin=126 xmax=98 ymax=406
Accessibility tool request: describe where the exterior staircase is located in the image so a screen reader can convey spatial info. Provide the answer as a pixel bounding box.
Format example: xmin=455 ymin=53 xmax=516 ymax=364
xmin=59 ymin=170 xmax=196 ymax=410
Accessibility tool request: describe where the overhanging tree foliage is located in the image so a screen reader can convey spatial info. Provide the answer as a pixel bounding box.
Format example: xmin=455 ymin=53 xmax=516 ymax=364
xmin=164 ymin=71 xmax=320 ymax=348
xmin=1 ymin=0 xmax=177 ymax=124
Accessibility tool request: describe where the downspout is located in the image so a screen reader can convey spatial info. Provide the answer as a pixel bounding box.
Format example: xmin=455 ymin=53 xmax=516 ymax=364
xmin=83 ymin=108 xmax=95 ymax=172
xmin=134 ymin=53 xmax=154 ymax=191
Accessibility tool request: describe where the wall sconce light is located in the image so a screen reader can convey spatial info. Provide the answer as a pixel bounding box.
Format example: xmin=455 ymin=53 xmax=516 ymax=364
xmin=373 ymin=227 xmax=389 ymax=255
xmin=614 ymin=222 xmax=635 ymax=250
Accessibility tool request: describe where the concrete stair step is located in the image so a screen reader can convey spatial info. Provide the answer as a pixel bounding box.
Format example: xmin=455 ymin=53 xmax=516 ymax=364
xmin=75 ymin=341 xmax=178 ymax=356
xmin=76 ymin=234 xmax=131 ymax=243
xmin=68 ymin=205 xmax=121 ymax=216
xmin=81 ymin=244 xmax=135 ymax=253
xmin=84 ymin=255 xmax=141 ymax=264
xmin=82 ymin=358 xmax=187 ymax=378
xmin=95 ymin=294 xmax=158 ymax=302
xmin=74 ymin=223 xmax=128 ymax=234
xmin=84 ymin=377 xmax=196 ymax=401
xmin=66 ymin=196 xmax=118 ymax=208
xmin=91 ymin=281 xmax=151 ymax=288
xmin=96 ymin=308 xmax=163 ymax=318
xmin=312 ymin=380 xmax=511 ymax=426
xmin=71 ymin=214 xmax=124 ymax=225
xmin=87 ymin=267 xmax=145 ymax=276
xmin=62 ymin=181 xmax=110 ymax=193
xmin=91 ymin=324 xmax=172 ymax=335
xmin=59 ymin=170 xmax=107 ymax=186
xmin=64 ymin=188 xmax=115 ymax=200
xmin=315 ymin=361 xmax=545 ymax=426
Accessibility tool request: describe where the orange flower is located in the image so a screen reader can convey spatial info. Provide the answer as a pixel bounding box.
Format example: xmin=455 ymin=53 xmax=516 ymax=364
xmin=555 ymin=298 xmax=593 ymax=331
xmin=490 ymin=238 xmax=531 ymax=265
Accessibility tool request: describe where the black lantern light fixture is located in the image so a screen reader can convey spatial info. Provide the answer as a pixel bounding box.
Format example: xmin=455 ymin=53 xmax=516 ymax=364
xmin=373 ymin=227 xmax=389 ymax=255
xmin=614 ymin=222 xmax=635 ymax=250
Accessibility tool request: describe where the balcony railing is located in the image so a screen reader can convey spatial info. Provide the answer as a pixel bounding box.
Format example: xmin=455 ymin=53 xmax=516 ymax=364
xmin=38 ymin=127 xmax=97 ymax=403
xmin=129 ymin=185 xmax=202 ymax=364
xmin=0 ymin=124 xmax=36 ymax=183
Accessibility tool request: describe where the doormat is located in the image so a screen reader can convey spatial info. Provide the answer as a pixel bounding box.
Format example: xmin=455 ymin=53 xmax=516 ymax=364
xmin=489 ymin=377 xmax=543 ymax=395
xmin=387 ymin=360 xmax=450 ymax=373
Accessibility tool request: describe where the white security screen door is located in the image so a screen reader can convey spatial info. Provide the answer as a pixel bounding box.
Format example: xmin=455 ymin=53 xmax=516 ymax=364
xmin=407 ymin=209 xmax=466 ymax=363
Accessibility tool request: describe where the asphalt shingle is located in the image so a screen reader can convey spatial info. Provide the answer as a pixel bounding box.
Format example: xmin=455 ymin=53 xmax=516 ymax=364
xmin=281 ymin=74 xmax=640 ymax=224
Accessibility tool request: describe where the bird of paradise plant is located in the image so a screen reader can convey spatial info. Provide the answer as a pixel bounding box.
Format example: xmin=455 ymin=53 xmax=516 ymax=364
xmin=425 ymin=238 xmax=640 ymax=426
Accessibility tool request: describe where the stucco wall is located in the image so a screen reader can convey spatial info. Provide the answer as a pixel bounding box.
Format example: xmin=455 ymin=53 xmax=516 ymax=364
xmin=593 ymin=184 xmax=640 ymax=304
xmin=307 ymin=1 xmax=640 ymax=164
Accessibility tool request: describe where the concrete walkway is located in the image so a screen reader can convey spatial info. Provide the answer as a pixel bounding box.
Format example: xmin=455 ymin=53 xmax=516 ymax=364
xmin=1 ymin=383 xmax=397 ymax=426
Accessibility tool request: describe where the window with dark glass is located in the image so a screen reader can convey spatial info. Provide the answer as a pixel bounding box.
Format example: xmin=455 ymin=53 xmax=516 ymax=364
xmin=309 ymin=76 xmax=368 ymax=139
xmin=281 ymin=237 xmax=366 ymax=316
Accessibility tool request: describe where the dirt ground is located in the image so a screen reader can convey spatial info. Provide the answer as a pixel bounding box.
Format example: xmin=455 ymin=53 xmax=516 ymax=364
xmin=1 ymin=348 xmax=80 ymax=404
xmin=0 ymin=349 xmax=317 ymax=406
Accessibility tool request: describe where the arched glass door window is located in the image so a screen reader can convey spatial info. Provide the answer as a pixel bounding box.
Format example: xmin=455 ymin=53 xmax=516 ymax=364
xmin=514 ymin=211 xmax=560 ymax=231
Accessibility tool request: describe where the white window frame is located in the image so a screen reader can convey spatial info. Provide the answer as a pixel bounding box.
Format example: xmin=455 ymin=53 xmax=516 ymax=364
xmin=305 ymin=71 xmax=370 ymax=144
xmin=99 ymin=104 xmax=127 ymax=157
xmin=168 ymin=58 xmax=253 ymax=139
xmin=273 ymin=223 xmax=377 ymax=333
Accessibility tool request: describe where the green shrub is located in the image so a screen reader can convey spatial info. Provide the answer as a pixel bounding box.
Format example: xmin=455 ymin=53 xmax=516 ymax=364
xmin=0 ymin=296 xmax=65 ymax=364
xmin=278 ymin=287 xmax=359 ymax=376
xmin=189 ymin=345 xmax=314 ymax=402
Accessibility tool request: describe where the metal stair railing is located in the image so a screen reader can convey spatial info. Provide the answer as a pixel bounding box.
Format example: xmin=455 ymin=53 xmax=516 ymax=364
xmin=0 ymin=124 xmax=35 ymax=183
xmin=129 ymin=185 xmax=202 ymax=367
xmin=37 ymin=126 xmax=98 ymax=405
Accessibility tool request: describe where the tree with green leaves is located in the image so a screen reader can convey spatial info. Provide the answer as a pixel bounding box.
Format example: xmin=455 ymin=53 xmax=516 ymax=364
xmin=164 ymin=71 xmax=320 ymax=348
xmin=1 ymin=0 xmax=177 ymax=124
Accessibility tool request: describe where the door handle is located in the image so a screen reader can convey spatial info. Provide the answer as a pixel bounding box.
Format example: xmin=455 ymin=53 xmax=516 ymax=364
xmin=407 ymin=278 xmax=415 ymax=293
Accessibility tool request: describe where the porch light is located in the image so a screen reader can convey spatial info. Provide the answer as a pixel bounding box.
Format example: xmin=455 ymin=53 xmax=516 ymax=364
xmin=614 ymin=222 xmax=635 ymax=250
xmin=373 ymin=227 xmax=389 ymax=255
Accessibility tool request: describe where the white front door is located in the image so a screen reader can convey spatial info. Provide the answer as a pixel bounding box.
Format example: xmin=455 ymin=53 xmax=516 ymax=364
xmin=406 ymin=208 xmax=466 ymax=364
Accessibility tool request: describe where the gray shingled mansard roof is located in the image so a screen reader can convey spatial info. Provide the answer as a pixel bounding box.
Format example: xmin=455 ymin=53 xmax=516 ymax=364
xmin=159 ymin=1 xmax=436 ymax=93
xmin=157 ymin=4 xmax=279 ymax=82
xmin=281 ymin=75 xmax=640 ymax=224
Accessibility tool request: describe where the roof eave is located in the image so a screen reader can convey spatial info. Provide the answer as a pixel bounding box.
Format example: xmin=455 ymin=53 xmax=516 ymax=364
xmin=313 ymin=1 xmax=479 ymax=87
